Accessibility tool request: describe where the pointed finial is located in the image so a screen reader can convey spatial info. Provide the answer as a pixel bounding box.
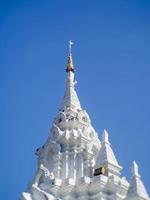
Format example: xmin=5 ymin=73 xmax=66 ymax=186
xmin=132 ymin=161 xmax=140 ymax=178
xmin=66 ymin=40 xmax=75 ymax=73
xmin=69 ymin=40 xmax=74 ymax=55
xmin=102 ymin=129 xmax=110 ymax=144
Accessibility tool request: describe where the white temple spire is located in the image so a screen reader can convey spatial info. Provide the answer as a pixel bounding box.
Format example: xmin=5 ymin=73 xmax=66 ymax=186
xmin=21 ymin=43 xmax=149 ymax=200
xmin=61 ymin=41 xmax=81 ymax=111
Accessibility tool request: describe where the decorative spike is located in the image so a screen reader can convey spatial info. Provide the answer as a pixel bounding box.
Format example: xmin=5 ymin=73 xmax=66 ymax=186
xmin=102 ymin=129 xmax=110 ymax=144
xmin=132 ymin=161 xmax=140 ymax=178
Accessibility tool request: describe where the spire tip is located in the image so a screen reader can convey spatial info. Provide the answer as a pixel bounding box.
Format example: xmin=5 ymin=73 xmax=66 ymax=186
xmin=132 ymin=161 xmax=140 ymax=177
xmin=102 ymin=129 xmax=110 ymax=144
xmin=69 ymin=40 xmax=74 ymax=55
xmin=66 ymin=40 xmax=75 ymax=73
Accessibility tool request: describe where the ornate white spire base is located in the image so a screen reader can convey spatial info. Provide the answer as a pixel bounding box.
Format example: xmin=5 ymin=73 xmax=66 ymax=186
xmin=22 ymin=174 xmax=129 ymax=200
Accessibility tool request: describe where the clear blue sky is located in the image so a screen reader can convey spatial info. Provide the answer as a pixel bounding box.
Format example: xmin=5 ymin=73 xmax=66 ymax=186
xmin=0 ymin=0 xmax=150 ymax=199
